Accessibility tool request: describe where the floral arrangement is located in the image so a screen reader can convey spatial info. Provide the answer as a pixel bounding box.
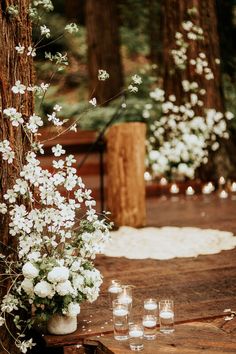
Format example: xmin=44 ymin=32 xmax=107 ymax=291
xmin=0 ymin=143 xmax=111 ymax=352
xmin=145 ymin=10 xmax=234 ymax=180
xmin=0 ymin=1 xmax=118 ymax=353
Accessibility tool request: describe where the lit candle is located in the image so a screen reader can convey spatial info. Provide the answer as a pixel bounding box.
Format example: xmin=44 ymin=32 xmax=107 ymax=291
xmin=186 ymin=186 xmax=195 ymax=195
xmin=170 ymin=183 xmax=179 ymax=194
xmin=144 ymin=171 xmax=152 ymax=182
xmin=144 ymin=302 xmax=158 ymax=311
xmin=231 ymin=182 xmax=236 ymax=192
xmin=219 ymin=176 xmax=226 ymax=185
xmin=207 ymin=182 xmax=215 ymax=192
xmin=118 ymin=294 xmax=132 ymax=305
xmin=113 ymin=308 xmax=128 ymax=316
xmin=219 ymin=190 xmax=228 ymax=199
xmin=108 ymin=285 xmax=122 ymax=294
xmin=202 ymin=185 xmax=211 ymax=194
xmin=160 ymin=177 xmax=168 ymax=186
xmin=129 ymin=329 xmax=144 ymax=337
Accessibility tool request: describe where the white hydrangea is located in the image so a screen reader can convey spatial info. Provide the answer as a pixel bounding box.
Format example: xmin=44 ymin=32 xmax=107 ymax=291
xmin=22 ymin=262 xmax=39 ymax=279
xmin=34 ymin=280 xmax=54 ymax=298
xmin=47 ymin=266 xmax=70 ymax=283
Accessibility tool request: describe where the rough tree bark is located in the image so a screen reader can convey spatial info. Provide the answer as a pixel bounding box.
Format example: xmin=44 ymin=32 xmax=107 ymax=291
xmin=0 ymin=1 xmax=34 ymax=352
xmin=163 ymin=0 xmax=223 ymax=110
xmin=162 ymin=0 xmax=236 ymax=179
xmin=85 ymin=0 xmax=124 ymax=104
xmin=65 ymin=0 xmax=85 ymax=25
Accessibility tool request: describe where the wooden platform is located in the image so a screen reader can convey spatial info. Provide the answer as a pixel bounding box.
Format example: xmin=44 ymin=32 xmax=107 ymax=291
xmin=41 ymin=195 xmax=236 ymax=353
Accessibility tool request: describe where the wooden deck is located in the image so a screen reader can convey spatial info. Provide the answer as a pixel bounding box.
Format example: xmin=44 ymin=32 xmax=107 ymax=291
xmin=41 ymin=194 xmax=236 ymax=353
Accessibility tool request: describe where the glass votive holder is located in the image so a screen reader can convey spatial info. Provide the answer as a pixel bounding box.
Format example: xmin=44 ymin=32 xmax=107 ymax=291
xmin=108 ymin=279 xmax=122 ymax=308
xmin=117 ymin=285 xmax=133 ymax=314
xmin=129 ymin=323 xmax=144 ymax=351
xmin=142 ymin=314 xmax=157 ymax=340
xmin=159 ymin=299 xmax=175 ymax=334
xmin=112 ymin=300 xmax=129 ymax=341
xmin=143 ymin=298 xmax=158 ymax=316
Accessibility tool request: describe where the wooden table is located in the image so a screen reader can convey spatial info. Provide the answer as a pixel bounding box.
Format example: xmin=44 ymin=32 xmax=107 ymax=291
xmin=41 ymin=195 xmax=236 ymax=353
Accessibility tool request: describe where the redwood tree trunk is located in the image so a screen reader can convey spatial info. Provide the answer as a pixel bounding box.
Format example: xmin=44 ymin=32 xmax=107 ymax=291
xmin=162 ymin=0 xmax=236 ymax=179
xmin=85 ymin=0 xmax=124 ymax=104
xmin=163 ymin=0 xmax=223 ymax=111
xmin=0 ymin=1 xmax=34 ymax=352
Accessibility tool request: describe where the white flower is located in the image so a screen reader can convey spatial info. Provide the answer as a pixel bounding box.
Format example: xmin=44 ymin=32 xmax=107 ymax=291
xmin=4 ymin=189 xmax=17 ymax=203
xmin=34 ymin=280 xmax=54 ymax=298
xmin=52 ymin=144 xmax=66 ymax=157
xmin=16 ymin=339 xmax=36 ymax=353
xmin=56 ymin=280 xmax=74 ymax=296
xmin=67 ymin=302 xmax=80 ymax=317
xmin=40 ymin=25 xmax=50 ymax=38
xmin=47 ymin=266 xmax=69 ymax=283
xmin=0 ymin=203 xmax=7 ymax=214
xmin=89 ymin=97 xmax=97 ymax=107
xmin=22 ymin=262 xmax=39 ymax=279
xmin=21 ymin=278 xmax=34 ymax=296
xmin=150 ymin=88 xmax=165 ymax=102
xmin=26 ymin=114 xmax=43 ymax=133
xmin=3 ymin=107 xmax=24 ymax=126
xmin=98 ymin=69 xmax=109 ymax=81
xmin=0 ymin=316 xmax=5 ymax=326
xmin=128 ymin=84 xmax=138 ymax=93
xmin=12 ymin=80 xmax=26 ymax=94
xmin=15 ymin=43 xmax=25 ymax=54
xmin=71 ymin=260 xmax=81 ymax=272
xmin=53 ymin=159 xmax=64 ymax=169
xmin=225 ymin=111 xmax=234 ymax=120
xmin=132 ymin=74 xmax=142 ymax=85
xmin=1 ymin=294 xmax=19 ymax=313
xmin=54 ymin=104 xmax=62 ymax=112
xmin=27 ymin=46 xmax=36 ymax=57
xmin=65 ymin=23 xmax=79 ymax=34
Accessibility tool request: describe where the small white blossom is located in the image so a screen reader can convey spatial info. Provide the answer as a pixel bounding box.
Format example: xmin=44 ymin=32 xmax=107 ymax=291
xmin=128 ymin=85 xmax=138 ymax=93
xmin=40 ymin=25 xmax=51 ymax=38
xmin=12 ymin=81 xmax=26 ymax=94
xmin=27 ymin=46 xmax=36 ymax=57
xmin=0 ymin=203 xmax=7 ymax=214
xmin=98 ymin=69 xmax=109 ymax=81
xmin=132 ymin=74 xmax=142 ymax=85
xmin=15 ymin=43 xmax=25 ymax=54
xmin=65 ymin=23 xmax=79 ymax=34
xmin=89 ymin=97 xmax=97 ymax=106
xmin=52 ymin=144 xmax=66 ymax=157
xmin=26 ymin=114 xmax=43 ymax=133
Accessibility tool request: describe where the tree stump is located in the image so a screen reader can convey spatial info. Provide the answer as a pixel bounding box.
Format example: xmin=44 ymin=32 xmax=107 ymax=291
xmin=106 ymin=122 xmax=146 ymax=227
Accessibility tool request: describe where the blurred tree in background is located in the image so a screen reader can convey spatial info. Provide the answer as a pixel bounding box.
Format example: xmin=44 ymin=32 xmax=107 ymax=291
xmin=36 ymin=0 xmax=236 ymax=178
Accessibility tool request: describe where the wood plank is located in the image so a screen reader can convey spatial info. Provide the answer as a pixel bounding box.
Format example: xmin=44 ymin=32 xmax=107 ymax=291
xmin=87 ymin=318 xmax=236 ymax=353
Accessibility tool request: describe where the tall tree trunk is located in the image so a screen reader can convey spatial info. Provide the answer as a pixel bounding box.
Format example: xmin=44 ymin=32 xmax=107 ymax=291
xmin=65 ymin=0 xmax=85 ymax=25
xmin=148 ymin=0 xmax=162 ymax=68
xmin=162 ymin=0 xmax=235 ymax=179
xmin=0 ymin=1 xmax=34 ymax=352
xmin=85 ymin=0 xmax=124 ymax=104
xmin=163 ymin=0 xmax=223 ymax=111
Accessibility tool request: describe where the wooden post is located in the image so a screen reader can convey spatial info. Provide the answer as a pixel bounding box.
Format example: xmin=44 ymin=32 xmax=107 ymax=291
xmin=106 ymin=122 xmax=146 ymax=227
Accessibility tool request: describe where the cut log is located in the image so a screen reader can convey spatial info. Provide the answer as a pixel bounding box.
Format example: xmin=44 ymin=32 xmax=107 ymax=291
xmin=106 ymin=122 xmax=146 ymax=227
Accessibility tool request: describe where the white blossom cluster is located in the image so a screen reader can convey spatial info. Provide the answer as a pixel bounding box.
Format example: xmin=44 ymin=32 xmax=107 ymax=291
xmin=0 ymin=140 xmax=111 ymax=350
xmin=0 ymin=9 xmax=111 ymax=353
xmin=146 ymin=15 xmax=234 ymax=180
